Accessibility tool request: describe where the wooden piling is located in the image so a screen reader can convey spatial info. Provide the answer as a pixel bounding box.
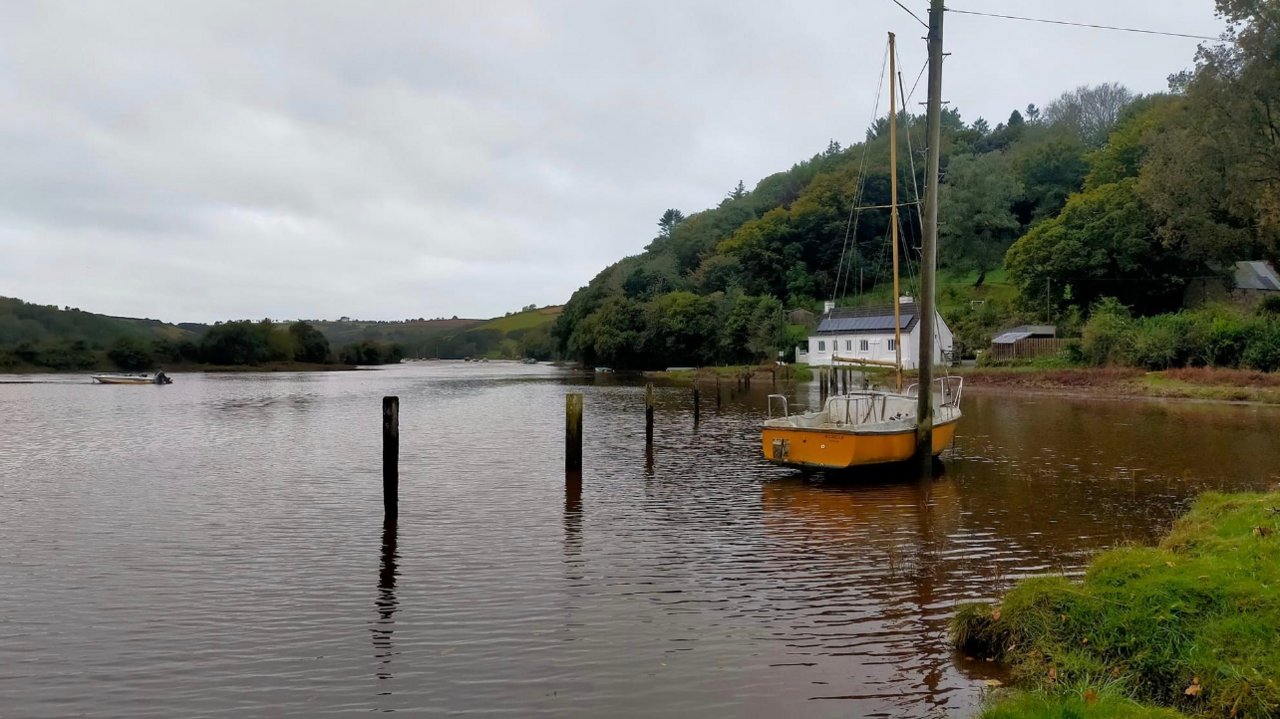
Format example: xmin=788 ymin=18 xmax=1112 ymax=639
xmin=693 ymin=387 xmax=700 ymax=423
xmin=716 ymin=374 xmax=722 ymax=408
xmin=383 ymin=396 xmax=399 ymax=518
xmin=744 ymin=367 xmax=751 ymax=389
xmin=565 ymin=393 xmax=583 ymax=471
xmin=645 ymin=383 xmax=654 ymax=445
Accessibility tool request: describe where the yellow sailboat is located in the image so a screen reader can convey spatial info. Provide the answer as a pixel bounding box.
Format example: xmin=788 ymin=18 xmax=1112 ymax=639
xmin=762 ymin=28 xmax=960 ymax=471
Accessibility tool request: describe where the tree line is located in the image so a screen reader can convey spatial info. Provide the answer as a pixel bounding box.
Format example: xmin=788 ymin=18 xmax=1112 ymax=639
xmin=0 ymin=316 xmax=406 ymax=371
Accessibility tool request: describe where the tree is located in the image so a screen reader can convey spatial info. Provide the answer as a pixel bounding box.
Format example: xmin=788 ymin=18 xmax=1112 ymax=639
xmin=1005 ymin=179 xmax=1194 ymax=316
xmin=824 ymin=139 xmax=843 ymax=157
xmin=657 ymin=209 xmax=686 ymax=238
xmin=1044 ymin=83 xmax=1135 ymax=145
xmin=1135 ymin=2 xmax=1280 ymax=261
xmin=972 ymin=117 xmax=990 ymax=136
xmin=107 ymin=336 xmax=154 ymax=370
xmin=727 ymin=180 xmax=748 ymax=200
xmin=288 ymin=321 xmax=331 ymax=363
xmin=1025 ymin=104 xmax=1041 ymax=124
xmin=939 ymin=152 xmax=1024 ymax=279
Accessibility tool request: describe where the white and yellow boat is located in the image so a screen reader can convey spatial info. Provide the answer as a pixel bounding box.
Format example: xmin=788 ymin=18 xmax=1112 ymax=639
xmin=760 ymin=30 xmax=959 ymax=472
xmin=762 ymin=379 xmax=961 ymax=469
xmin=90 ymin=371 xmax=172 ymax=385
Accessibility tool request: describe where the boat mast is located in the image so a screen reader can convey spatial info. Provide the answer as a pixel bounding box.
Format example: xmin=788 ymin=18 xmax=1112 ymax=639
xmin=916 ymin=0 xmax=944 ymax=469
xmin=889 ymin=32 xmax=902 ymax=393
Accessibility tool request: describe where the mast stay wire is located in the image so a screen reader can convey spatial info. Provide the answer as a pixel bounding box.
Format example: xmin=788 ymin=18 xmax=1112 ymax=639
xmin=829 ymin=39 xmax=890 ymax=304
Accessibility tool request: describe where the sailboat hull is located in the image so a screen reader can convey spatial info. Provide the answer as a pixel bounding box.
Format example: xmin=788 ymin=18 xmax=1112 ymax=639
xmin=762 ymin=418 xmax=958 ymax=470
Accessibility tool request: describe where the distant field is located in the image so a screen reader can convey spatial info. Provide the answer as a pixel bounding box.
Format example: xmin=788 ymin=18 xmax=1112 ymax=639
xmin=474 ymin=306 xmax=563 ymax=333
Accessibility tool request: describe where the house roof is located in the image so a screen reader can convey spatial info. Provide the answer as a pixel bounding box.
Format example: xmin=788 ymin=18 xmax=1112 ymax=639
xmin=1235 ymin=261 xmax=1280 ymax=292
xmin=815 ymin=303 xmax=920 ymax=335
xmin=992 ymin=325 xmax=1057 ymax=344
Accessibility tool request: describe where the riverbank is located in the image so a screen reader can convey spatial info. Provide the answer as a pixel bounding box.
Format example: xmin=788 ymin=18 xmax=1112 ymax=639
xmin=956 ymin=366 xmax=1280 ymax=405
xmin=0 ymin=361 xmax=361 ymax=374
xmin=643 ymin=363 xmax=815 ymax=383
xmin=953 ymin=491 xmax=1280 ymax=718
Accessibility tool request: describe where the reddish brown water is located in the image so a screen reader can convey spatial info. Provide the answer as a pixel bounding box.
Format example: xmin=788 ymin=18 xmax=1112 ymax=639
xmin=1 ymin=364 xmax=1277 ymax=717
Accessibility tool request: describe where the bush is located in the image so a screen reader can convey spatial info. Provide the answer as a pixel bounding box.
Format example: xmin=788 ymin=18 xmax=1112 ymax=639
xmin=1175 ymin=305 xmax=1255 ymax=368
xmin=1242 ymin=320 xmax=1280 ymax=372
xmin=338 ymin=340 xmax=404 ymax=365
xmin=1258 ymin=294 xmax=1280 ymax=316
xmin=1127 ymin=314 xmax=1190 ymax=370
xmin=107 ymin=336 xmax=155 ymax=370
xmin=1081 ymin=298 xmax=1133 ymax=366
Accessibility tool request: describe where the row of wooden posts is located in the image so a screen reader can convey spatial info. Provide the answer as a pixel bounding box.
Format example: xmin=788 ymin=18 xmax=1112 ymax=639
xmin=817 ymin=367 xmax=862 ymax=401
xmin=381 ymin=368 xmax=804 ymax=513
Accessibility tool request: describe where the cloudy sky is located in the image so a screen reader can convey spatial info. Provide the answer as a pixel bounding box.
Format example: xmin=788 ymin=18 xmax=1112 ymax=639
xmin=0 ymin=1 xmax=1224 ymax=323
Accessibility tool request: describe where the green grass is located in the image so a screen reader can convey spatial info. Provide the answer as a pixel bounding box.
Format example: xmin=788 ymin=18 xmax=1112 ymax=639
xmin=473 ymin=306 xmax=562 ymax=333
xmin=978 ymin=685 xmax=1186 ymax=719
xmin=954 ymin=492 xmax=1280 ymax=719
xmin=836 ymin=267 xmax=1016 ymax=313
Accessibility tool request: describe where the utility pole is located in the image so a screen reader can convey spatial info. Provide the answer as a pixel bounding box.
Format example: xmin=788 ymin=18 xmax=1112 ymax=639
xmin=915 ymin=0 xmax=944 ymax=474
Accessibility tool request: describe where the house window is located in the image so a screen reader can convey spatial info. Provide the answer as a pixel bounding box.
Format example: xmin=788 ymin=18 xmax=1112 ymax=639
xmin=888 ymin=339 xmax=897 ymax=351
xmin=818 ymin=341 xmax=826 ymax=352
xmin=846 ymin=340 xmax=852 ymax=351
xmin=860 ymin=340 xmax=869 ymax=352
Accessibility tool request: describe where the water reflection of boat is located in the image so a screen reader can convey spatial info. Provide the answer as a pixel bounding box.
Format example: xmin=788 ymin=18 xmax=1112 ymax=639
xmin=761 ymin=31 xmax=959 ymax=471
xmin=90 ymin=371 xmax=172 ymax=385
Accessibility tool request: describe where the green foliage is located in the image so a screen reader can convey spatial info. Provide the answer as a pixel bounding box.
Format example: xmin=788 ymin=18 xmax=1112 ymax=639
xmin=107 ymin=336 xmax=155 ymax=371
xmin=953 ymin=491 xmax=1280 ymax=719
xmin=338 ymin=340 xmax=404 ymax=365
xmin=1076 ymin=301 xmax=1280 ymax=372
xmin=1258 ymin=294 xmax=1280 ymax=316
xmin=288 ymin=321 xmax=331 ymax=364
xmin=1006 ymin=180 xmax=1195 ymax=316
xmin=940 ymin=152 xmax=1024 ymax=274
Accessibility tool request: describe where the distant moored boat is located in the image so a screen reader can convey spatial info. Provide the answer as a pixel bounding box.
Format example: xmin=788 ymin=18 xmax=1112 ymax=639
xmin=90 ymin=371 xmax=173 ymax=385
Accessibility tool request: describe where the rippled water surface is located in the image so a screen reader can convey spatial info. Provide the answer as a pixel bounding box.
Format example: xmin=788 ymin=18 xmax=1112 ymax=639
xmin=2 ymin=363 xmax=1279 ymax=717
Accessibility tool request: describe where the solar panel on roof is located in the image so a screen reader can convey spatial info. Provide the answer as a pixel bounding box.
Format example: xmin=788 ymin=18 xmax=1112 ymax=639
xmin=817 ymin=314 xmax=914 ymax=333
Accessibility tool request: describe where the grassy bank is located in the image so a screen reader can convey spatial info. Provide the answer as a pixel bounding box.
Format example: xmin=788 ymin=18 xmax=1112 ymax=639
xmin=958 ymin=366 xmax=1280 ymax=405
xmin=645 ymin=363 xmax=814 ymax=383
xmin=953 ymin=492 xmax=1280 ymax=718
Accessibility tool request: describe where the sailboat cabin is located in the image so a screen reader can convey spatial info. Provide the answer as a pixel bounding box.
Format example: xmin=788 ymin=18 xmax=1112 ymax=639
xmin=799 ymin=298 xmax=954 ymax=369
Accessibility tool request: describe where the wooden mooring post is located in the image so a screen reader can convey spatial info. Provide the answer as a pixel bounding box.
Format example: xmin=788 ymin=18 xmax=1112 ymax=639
xmin=693 ymin=387 xmax=700 ymax=423
xmin=715 ymin=374 xmax=722 ymax=408
xmin=565 ymin=393 xmax=583 ymax=471
xmin=645 ymin=383 xmax=655 ymax=445
xmin=383 ymin=396 xmax=399 ymax=518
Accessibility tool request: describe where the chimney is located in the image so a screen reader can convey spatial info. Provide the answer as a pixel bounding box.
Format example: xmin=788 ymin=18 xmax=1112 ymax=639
xmin=823 ymin=301 xmax=836 ymax=314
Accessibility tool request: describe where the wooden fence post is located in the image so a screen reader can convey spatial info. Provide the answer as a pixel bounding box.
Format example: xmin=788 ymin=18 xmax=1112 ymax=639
xmin=645 ymin=383 xmax=654 ymax=445
xmin=566 ymin=393 xmax=583 ymax=471
xmin=383 ymin=396 xmax=399 ymax=518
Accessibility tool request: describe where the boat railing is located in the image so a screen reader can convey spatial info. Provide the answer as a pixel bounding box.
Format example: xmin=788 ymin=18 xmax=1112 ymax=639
xmin=766 ymin=394 xmax=790 ymax=419
xmin=825 ymin=392 xmax=890 ymax=426
xmin=905 ymin=376 xmax=964 ymax=408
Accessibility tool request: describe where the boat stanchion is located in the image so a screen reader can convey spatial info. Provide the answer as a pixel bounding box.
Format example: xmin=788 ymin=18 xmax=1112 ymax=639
xmin=383 ymin=396 xmax=399 ymax=518
xmin=566 ymin=393 xmax=583 ymax=471
xmin=645 ymin=383 xmax=655 ymax=446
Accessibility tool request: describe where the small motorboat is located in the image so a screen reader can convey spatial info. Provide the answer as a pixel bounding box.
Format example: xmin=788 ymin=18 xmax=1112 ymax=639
xmin=91 ymin=370 xmax=173 ymax=385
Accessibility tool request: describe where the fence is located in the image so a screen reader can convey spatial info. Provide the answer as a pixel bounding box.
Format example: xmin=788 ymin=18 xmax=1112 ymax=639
xmin=990 ymin=338 xmax=1067 ymax=362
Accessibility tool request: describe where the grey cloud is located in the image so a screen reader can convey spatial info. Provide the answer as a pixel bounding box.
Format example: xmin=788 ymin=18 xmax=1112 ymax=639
xmin=0 ymin=0 xmax=1223 ymax=322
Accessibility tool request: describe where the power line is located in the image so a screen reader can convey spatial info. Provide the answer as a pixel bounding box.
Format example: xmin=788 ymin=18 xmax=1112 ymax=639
xmin=946 ymin=7 xmax=1220 ymax=41
xmin=890 ymin=0 xmax=929 ymax=29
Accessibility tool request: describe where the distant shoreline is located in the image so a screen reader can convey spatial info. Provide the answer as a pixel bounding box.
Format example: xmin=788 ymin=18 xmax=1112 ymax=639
xmin=0 ymin=362 xmax=364 ymax=375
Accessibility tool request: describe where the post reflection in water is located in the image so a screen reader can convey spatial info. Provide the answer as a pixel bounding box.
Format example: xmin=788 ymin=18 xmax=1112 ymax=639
xmin=371 ymin=516 xmax=399 ymax=688
xmin=564 ymin=470 xmax=583 ymax=559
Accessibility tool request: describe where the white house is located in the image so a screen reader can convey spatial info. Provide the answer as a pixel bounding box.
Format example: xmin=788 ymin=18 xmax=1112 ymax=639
xmin=798 ymin=298 xmax=953 ymax=369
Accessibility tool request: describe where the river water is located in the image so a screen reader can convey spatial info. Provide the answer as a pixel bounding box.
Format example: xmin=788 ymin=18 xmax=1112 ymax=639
xmin=1 ymin=363 xmax=1277 ymax=718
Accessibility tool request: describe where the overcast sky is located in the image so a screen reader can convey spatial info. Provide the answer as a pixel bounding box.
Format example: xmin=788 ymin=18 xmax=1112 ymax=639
xmin=0 ymin=1 xmax=1225 ymax=323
